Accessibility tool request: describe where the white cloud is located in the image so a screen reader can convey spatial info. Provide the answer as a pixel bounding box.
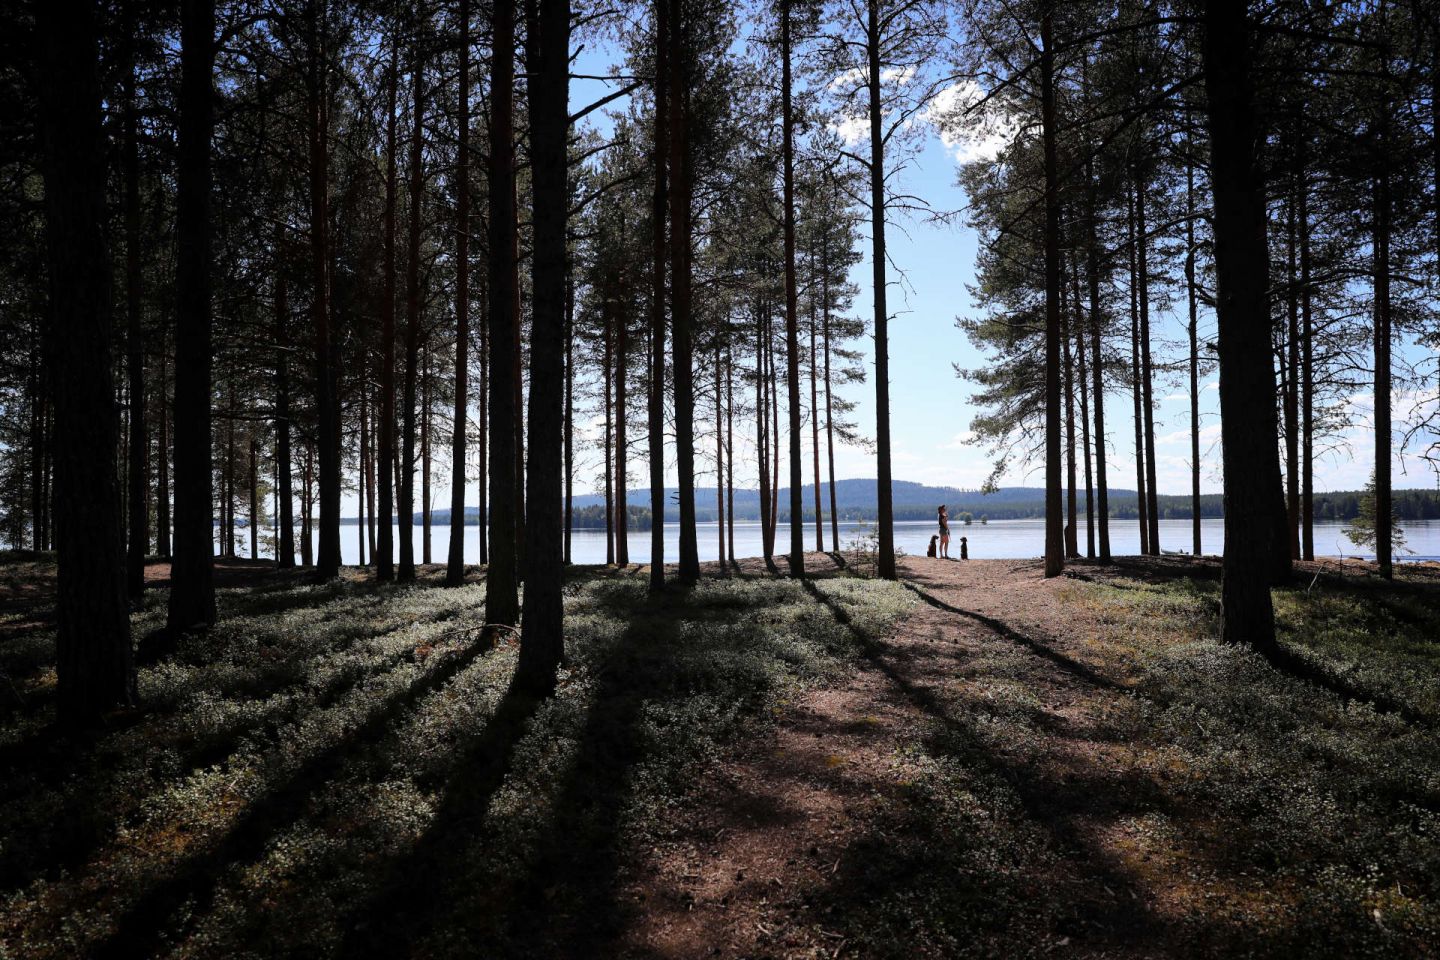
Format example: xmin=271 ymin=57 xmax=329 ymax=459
xmin=922 ymin=80 xmax=1022 ymax=165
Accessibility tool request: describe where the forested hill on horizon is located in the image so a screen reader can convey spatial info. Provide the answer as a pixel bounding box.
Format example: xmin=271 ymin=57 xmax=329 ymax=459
xmin=408 ymin=481 xmax=1440 ymax=526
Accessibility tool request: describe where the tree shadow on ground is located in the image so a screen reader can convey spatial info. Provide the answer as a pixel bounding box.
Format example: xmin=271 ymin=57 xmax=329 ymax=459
xmin=86 ymin=626 xmax=498 ymax=960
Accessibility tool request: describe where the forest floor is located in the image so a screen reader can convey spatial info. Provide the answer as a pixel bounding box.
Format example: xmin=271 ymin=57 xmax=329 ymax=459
xmin=0 ymin=550 xmax=1437 ymax=958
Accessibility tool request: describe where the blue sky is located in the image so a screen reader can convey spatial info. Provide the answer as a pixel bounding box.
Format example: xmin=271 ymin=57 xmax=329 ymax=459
xmin=406 ymin=28 xmax=1440 ymax=518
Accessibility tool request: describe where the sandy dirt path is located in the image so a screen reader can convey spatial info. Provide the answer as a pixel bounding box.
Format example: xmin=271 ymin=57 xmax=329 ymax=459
xmin=614 ymin=556 xmax=1197 ymax=959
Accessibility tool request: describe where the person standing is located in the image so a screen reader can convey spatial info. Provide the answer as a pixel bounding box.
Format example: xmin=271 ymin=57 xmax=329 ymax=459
xmin=938 ymin=505 xmax=950 ymax=559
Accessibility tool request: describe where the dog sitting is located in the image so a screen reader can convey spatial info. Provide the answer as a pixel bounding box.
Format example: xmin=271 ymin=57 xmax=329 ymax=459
xmin=926 ymin=535 xmax=939 ymax=558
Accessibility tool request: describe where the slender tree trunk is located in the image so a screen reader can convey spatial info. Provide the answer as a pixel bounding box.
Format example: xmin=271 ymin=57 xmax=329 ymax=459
xmin=157 ymin=339 xmax=171 ymax=559
xmin=168 ymin=0 xmax=217 ymax=631
xmin=715 ymin=336 xmax=726 ymax=571
xmin=224 ymin=386 xmax=236 ymax=556
xmin=377 ymin=29 xmax=398 ymax=582
xmin=359 ymin=382 xmax=368 ymax=566
xmin=1201 ymin=0 xmax=1280 ymax=651
xmin=1075 ymin=278 xmax=1095 ymax=559
xmin=1284 ymin=182 xmax=1301 ymax=560
xmin=301 ymin=443 xmax=314 ymax=566
xmin=1135 ymin=173 xmax=1160 ymax=554
xmin=447 ymin=0 xmax=472 ymax=585
xmin=275 ymin=262 xmax=295 ymax=568
xmin=780 ymin=0 xmax=804 ymax=575
xmin=1373 ymin=135 xmax=1393 ymax=580
xmin=486 ymin=0 xmax=521 ymax=625
xmin=478 ymin=275 xmax=488 ymax=565
xmin=769 ymin=327 xmax=781 ymax=546
xmin=1299 ymin=138 xmax=1314 ymax=561
xmin=1085 ymin=150 xmax=1111 ymax=563
xmin=400 ymin=51 xmax=424 ymax=582
xmin=564 ymin=274 xmax=574 ymax=564
xmin=36 ymin=0 xmax=137 ymax=720
xmin=1127 ymin=186 xmax=1150 ymax=556
xmin=124 ymin=34 xmax=147 ymax=598
xmin=616 ymin=279 xmax=630 ymax=566
xmin=1186 ymin=154 xmax=1202 ymax=555
xmin=669 ymin=0 xmax=699 ymax=583
xmin=866 ymin=0 xmax=896 ymax=579
xmin=726 ymin=342 xmax=736 ymax=566
xmin=604 ymin=304 xmax=615 ymax=565
xmin=648 ymin=0 xmax=669 ymax=591
xmin=309 ymin=0 xmax=342 ymax=580
xmin=809 ymin=296 xmax=823 ymax=552
xmin=823 ymin=232 xmax=840 ymax=552
xmin=366 ymin=383 xmax=376 ymax=558
xmin=758 ymin=307 xmax=772 ymax=561
xmin=1041 ymin=8 xmax=1063 ymax=578
xmin=1064 ymin=277 xmax=1079 ymax=559
xmin=515 ymin=0 xmax=569 ymax=696
xmin=422 ymin=345 xmax=433 ymax=564
xmin=250 ymin=435 xmax=259 ymax=560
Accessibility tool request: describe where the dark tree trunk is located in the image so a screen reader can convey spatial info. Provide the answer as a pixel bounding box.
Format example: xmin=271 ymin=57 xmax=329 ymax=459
xmin=309 ymin=0 xmax=342 ymax=579
xmin=1075 ymin=276 xmax=1095 ymax=559
xmin=358 ymin=379 xmax=368 ymax=566
xmin=156 ymin=337 xmax=171 ymax=559
xmin=446 ymin=0 xmax=472 ymax=585
xmin=1284 ymin=183 xmax=1301 ymax=560
xmin=1373 ymin=136 xmax=1393 ymax=580
xmin=275 ymin=262 xmax=295 ymax=568
xmin=377 ymin=30 xmax=399 ymax=582
xmin=758 ymin=307 xmax=772 ymax=561
xmin=648 ymin=0 xmax=669 ymax=592
xmin=1127 ymin=186 xmax=1149 ymax=556
xmin=726 ymin=342 xmax=737 ymax=566
xmin=604 ymin=305 xmax=615 ymax=565
xmin=486 ymin=0 xmax=521 ymax=626
xmin=1299 ymin=139 xmax=1314 ymax=561
xmin=1041 ymin=8 xmax=1063 ymax=578
xmin=866 ymin=0 xmax=896 ymax=579
xmin=36 ymin=0 xmax=137 ymax=721
xmin=1186 ymin=154 xmax=1202 ymax=555
xmin=399 ymin=51 xmax=424 ymax=582
xmin=478 ymin=272 xmax=488 ymax=565
xmin=516 ymin=0 xmax=570 ymax=696
xmin=1201 ymin=0 xmax=1280 ymax=652
xmin=1084 ymin=152 xmax=1111 ymax=563
xmin=123 ymin=32 xmax=147 ymax=599
xmin=616 ymin=281 xmax=630 ymax=566
xmin=781 ymin=0 xmax=804 ymax=576
xmin=249 ymin=435 xmax=259 ymax=559
xmin=1064 ymin=276 xmax=1078 ymax=559
xmin=715 ymin=336 xmax=726 ymax=570
xmin=168 ymin=0 xmax=217 ymax=631
xmin=669 ymin=0 xmax=699 ymax=583
xmin=564 ymin=274 xmax=573 ymax=564
xmin=823 ymin=228 xmax=840 ymax=552
xmin=1135 ymin=173 xmax=1160 ymax=554
xmin=809 ymin=297 xmax=823 ymax=552
xmin=422 ymin=345 xmax=433 ymax=564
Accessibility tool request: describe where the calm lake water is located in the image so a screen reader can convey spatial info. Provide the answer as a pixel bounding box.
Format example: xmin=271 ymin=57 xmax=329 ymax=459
xmin=281 ymin=518 xmax=1440 ymax=567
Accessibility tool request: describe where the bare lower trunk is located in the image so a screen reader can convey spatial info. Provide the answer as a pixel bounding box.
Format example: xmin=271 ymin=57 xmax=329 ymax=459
xmin=485 ymin=0 xmax=520 ymax=625
xmin=1041 ymin=10 xmax=1063 ymax=578
xmin=446 ymin=0 xmax=471 ymax=585
xmin=36 ymin=0 xmax=137 ymax=720
xmin=167 ymin=0 xmax=217 ymax=631
xmin=647 ymin=0 xmax=669 ymax=592
xmin=866 ymin=0 xmax=896 ymax=579
xmin=1202 ymin=0 xmax=1281 ymax=651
